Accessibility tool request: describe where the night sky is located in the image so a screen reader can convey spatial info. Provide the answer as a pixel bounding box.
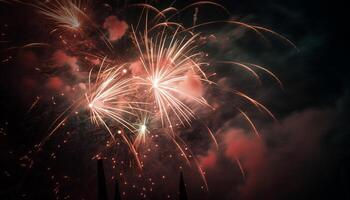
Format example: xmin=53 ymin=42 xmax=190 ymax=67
xmin=0 ymin=0 xmax=349 ymax=200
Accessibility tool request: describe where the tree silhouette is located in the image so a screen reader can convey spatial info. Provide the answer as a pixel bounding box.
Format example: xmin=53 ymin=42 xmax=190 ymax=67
xmin=179 ymin=172 xmax=188 ymax=200
xmin=114 ymin=179 xmax=121 ymax=200
xmin=97 ymin=159 xmax=108 ymax=200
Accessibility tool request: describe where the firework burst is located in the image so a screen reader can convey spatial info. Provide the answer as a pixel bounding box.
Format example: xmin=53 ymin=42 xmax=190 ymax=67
xmin=36 ymin=0 xmax=88 ymax=33
xmin=86 ymin=59 xmax=137 ymax=135
xmin=132 ymin=27 xmax=212 ymax=129
xmin=0 ymin=0 xmax=296 ymax=196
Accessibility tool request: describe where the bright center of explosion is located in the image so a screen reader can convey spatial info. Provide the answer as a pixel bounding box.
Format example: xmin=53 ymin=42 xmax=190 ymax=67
xmin=70 ymin=16 xmax=81 ymax=29
xmin=140 ymin=124 xmax=147 ymax=134
xmin=72 ymin=21 xmax=80 ymax=28
xmin=152 ymin=79 xmax=160 ymax=89
xmin=88 ymin=100 xmax=103 ymax=109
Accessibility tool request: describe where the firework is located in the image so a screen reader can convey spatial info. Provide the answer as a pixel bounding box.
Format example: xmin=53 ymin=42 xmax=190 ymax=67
xmin=85 ymin=59 xmax=152 ymax=168
xmin=132 ymin=27 xmax=213 ymax=128
xmin=85 ymin=59 xmax=137 ymax=135
xmin=132 ymin=113 xmax=150 ymax=148
xmin=0 ymin=0 xmax=296 ymax=195
xmin=36 ymin=0 xmax=88 ymax=33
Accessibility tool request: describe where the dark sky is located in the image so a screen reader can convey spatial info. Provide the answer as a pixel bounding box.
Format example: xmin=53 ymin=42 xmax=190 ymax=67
xmin=0 ymin=0 xmax=349 ymax=200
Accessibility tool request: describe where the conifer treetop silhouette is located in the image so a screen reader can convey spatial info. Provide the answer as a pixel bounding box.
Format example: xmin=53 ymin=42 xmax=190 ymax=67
xmin=97 ymin=159 xmax=108 ymax=200
xmin=179 ymin=172 xmax=188 ymax=200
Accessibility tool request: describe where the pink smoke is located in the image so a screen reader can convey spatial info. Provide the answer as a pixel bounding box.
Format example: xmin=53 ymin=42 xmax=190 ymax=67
xmin=129 ymin=60 xmax=144 ymax=76
xmin=199 ymin=150 xmax=217 ymax=169
xmin=178 ymin=70 xmax=204 ymax=98
xmin=52 ymin=50 xmax=79 ymax=72
xmin=103 ymin=16 xmax=128 ymax=41
xmin=220 ymin=109 xmax=335 ymax=200
xmin=46 ymin=76 xmax=64 ymax=90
